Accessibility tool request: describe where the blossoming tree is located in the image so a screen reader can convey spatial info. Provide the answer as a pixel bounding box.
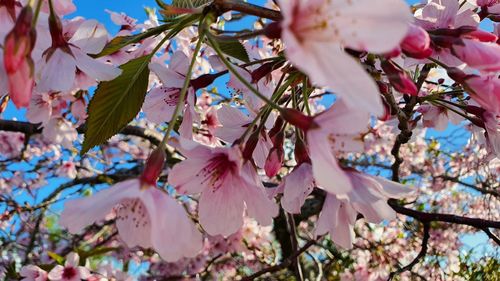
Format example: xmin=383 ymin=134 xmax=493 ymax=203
xmin=1 ymin=0 xmax=499 ymax=280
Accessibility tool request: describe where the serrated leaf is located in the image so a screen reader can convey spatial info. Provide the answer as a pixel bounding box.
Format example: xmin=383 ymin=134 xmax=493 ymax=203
xmin=172 ymin=0 xmax=212 ymax=8
xmin=81 ymin=56 xmax=150 ymax=155
xmin=157 ymin=0 xmax=211 ymax=20
xmin=209 ymin=39 xmax=250 ymax=63
xmin=95 ymin=25 xmax=168 ymax=57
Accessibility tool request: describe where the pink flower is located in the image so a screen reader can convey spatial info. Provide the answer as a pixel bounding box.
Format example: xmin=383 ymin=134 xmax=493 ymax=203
xmin=418 ymin=104 xmax=462 ymax=131
xmin=280 ymin=162 xmax=315 ymax=214
xmin=316 ymin=171 xmax=412 ymax=248
xmin=452 ymin=39 xmax=500 ymax=72
xmin=416 ymin=0 xmax=479 ymax=30
xmin=0 ymin=131 xmax=25 ymax=158
xmin=37 ymin=18 xmax=121 ymax=92
xmin=306 ymin=100 xmax=370 ymax=195
xmin=280 ymin=0 xmax=412 ymax=115
xmin=60 ymin=150 xmax=203 ymax=261
xmin=56 ymin=161 xmax=77 ymax=179
xmin=466 ymin=74 xmax=500 ymax=114
xmin=20 ymin=265 xmax=48 ymax=281
xmin=47 ymin=253 xmax=91 ymax=281
xmin=168 ymin=141 xmax=278 ymax=236
xmin=42 ymin=118 xmax=77 ymax=149
xmin=215 ymin=104 xmax=273 ymax=168
xmin=142 ymin=51 xmax=197 ymax=138
xmin=3 ymin=6 xmax=36 ymax=108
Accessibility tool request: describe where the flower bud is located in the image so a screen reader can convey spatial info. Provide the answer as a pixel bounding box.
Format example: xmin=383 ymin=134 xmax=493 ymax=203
xmin=294 ymin=137 xmax=310 ymax=165
xmin=463 ymin=30 xmax=498 ymax=42
xmin=381 ymin=60 xmax=418 ymax=96
xmin=401 ymin=24 xmax=432 ymax=58
xmin=140 ymin=148 xmax=166 ymax=186
xmin=3 ymin=6 xmax=36 ymax=108
xmin=264 ymin=147 xmax=283 ymax=178
xmin=280 ymin=108 xmax=316 ymax=131
xmin=446 ymin=67 xmax=468 ymax=83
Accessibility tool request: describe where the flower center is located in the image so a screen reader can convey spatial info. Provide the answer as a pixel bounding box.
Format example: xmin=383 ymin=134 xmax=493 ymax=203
xmin=199 ymin=153 xmax=238 ymax=190
xmin=62 ymin=267 xmax=77 ymax=279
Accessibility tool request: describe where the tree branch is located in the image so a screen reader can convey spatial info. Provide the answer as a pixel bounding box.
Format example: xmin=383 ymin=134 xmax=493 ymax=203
xmin=241 ymin=238 xmax=318 ymax=281
xmin=213 ymin=0 xmax=282 ymax=21
xmin=0 ymin=119 xmax=162 ymax=146
xmin=389 ymin=199 xmax=500 ymax=229
xmin=388 ymin=222 xmax=430 ymax=280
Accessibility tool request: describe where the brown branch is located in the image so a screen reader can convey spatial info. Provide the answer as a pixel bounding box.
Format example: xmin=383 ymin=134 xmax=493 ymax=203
xmin=388 ymin=199 xmax=500 ymax=229
xmin=388 ymin=64 xmax=433 ymax=182
xmin=213 ymin=0 xmax=282 ymax=21
xmin=0 ymin=119 xmax=162 ymax=146
xmin=241 ymin=238 xmax=319 ymax=281
xmin=482 ymin=228 xmax=500 ymax=246
xmin=388 ymin=222 xmax=430 ymax=280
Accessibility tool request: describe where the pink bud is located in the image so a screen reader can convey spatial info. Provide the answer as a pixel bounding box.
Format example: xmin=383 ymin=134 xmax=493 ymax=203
xmin=401 ymin=24 xmax=432 ymax=59
xmin=463 ymin=30 xmax=498 ymax=42
xmin=264 ymin=148 xmax=283 ymax=178
xmin=3 ymin=6 xmax=36 ymax=108
xmin=381 ymin=60 xmax=418 ymax=96
xmin=452 ymin=39 xmax=500 ymax=72
xmin=140 ymin=148 xmax=166 ymax=186
xmin=294 ymin=137 xmax=310 ymax=165
xmin=446 ymin=67 xmax=468 ymax=83
xmin=280 ymin=108 xmax=316 ymax=131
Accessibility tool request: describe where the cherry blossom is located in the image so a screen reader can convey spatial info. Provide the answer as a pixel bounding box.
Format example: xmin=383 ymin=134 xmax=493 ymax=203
xmin=280 ymin=0 xmax=412 ymax=115
xmin=316 ymin=170 xmax=412 ymax=248
xmin=36 ymin=18 xmax=121 ymax=92
xmin=305 ymin=100 xmax=370 ymax=195
xmin=169 ymin=141 xmax=278 ymax=236
xmin=47 ymin=253 xmax=91 ymax=281
xmin=20 ymin=265 xmax=48 ymax=281
xmin=142 ymin=51 xmax=197 ymax=137
xmin=59 ymin=149 xmax=203 ymax=262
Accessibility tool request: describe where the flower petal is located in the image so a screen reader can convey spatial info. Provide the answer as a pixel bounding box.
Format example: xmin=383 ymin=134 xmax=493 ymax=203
xmin=59 ymin=179 xmax=140 ymax=233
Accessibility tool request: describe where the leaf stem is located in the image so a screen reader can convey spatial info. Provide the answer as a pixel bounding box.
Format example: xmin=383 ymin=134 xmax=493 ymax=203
xmin=158 ymin=25 xmax=206 ymax=149
xmin=205 ymin=31 xmax=282 ymax=112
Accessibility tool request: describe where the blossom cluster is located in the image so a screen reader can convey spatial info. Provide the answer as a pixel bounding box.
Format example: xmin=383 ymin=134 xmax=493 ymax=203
xmin=0 ymin=0 xmax=499 ymax=279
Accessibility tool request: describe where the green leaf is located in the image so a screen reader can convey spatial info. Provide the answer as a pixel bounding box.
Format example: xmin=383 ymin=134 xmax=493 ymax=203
xmin=81 ymin=56 xmax=150 ymax=155
xmin=48 ymin=251 xmax=65 ymax=264
xmin=94 ymin=25 xmax=166 ymax=57
xmin=209 ymin=39 xmax=250 ymax=63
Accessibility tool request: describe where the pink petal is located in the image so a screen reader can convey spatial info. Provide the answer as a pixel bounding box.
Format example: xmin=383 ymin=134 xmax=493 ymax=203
xmin=281 ymin=163 xmax=315 ymax=214
xmin=142 ymin=188 xmax=203 ymax=261
xmin=332 ymin=0 xmax=412 ymax=53
xmin=59 ymin=179 xmax=140 ymax=233
xmin=73 ymin=47 xmax=122 ymax=81
xmin=37 ymin=49 xmax=76 ymax=92
xmin=308 ymin=130 xmax=353 ymax=194
xmin=198 ymin=176 xmax=245 ymax=236
xmin=240 ymin=163 xmax=278 ymax=225
xmin=69 ymin=20 xmax=108 ymax=55
xmin=283 ymin=39 xmax=383 ymax=116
